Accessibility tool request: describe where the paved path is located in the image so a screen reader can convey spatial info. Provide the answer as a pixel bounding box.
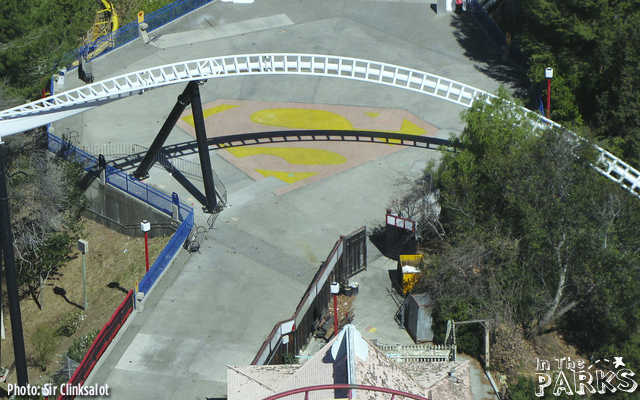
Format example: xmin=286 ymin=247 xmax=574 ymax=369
xmin=51 ymin=1 xmax=508 ymax=398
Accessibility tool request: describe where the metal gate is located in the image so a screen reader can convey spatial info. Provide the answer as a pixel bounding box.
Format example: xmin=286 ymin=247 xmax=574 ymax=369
xmin=338 ymin=226 xmax=367 ymax=282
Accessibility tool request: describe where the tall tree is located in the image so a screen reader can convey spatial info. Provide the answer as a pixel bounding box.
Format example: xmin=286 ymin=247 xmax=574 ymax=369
xmin=0 ymin=0 xmax=96 ymax=101
xmin=510 ymin=0 xmax=640 ymax=165
xmin=4 ymin=130 xmax=87 ymax=308
xmin=407 ymin=91 xmax=640 ymax=362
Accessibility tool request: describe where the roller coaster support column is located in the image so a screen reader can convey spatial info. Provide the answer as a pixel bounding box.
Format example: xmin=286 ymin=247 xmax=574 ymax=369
xmin=190 ymin=81 xmax=218 ymax=213
xmin=133 ymin=81 xmax=197 ymax=180
xmin=0 ymin=142 xmax=29 ymax=386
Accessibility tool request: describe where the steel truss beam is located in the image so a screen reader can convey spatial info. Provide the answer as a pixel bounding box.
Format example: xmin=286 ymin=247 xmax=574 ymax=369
xmin=0 ymin=53 xmax=637 ymax=199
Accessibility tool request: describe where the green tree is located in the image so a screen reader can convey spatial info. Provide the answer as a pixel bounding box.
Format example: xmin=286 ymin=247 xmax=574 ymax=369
xmin=507 ymin=0 xmax=640 ymax=165
xmin=4 ymin=129 xmax=87 ymax=307
xmin=0 ymin=0 xmax=96 ymax=101
xmin=409 ymin=91 xmax=640 ymax=365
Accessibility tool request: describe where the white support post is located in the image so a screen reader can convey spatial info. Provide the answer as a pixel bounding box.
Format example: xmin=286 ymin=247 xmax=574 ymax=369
xmin=437 ymin=0 xmax=453 ymax=13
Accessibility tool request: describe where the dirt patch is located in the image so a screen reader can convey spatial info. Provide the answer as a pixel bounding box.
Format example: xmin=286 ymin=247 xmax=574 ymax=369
xmin=530 ymin=332 xmax=585 ymax=371
xmin=0 ymin=218 xmax=170 ymax=389
xmin=325 ymin=294 xmax=357 ymax=338
xmin=492 ymin=329 xmax=585 ymax=394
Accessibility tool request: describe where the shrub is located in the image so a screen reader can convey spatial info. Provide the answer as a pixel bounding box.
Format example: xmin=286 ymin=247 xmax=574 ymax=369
xmin=67 ymin=328 xmax=99 ymax=363
xmin=57 ymin=310 xmax=85 ymax=337
xmin=30 ymin=324 xmax=59 ymax=371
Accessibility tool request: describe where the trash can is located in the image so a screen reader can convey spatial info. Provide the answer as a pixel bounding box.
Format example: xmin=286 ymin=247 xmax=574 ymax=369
xmin=350 ymin=282 xmax=359 ymax=295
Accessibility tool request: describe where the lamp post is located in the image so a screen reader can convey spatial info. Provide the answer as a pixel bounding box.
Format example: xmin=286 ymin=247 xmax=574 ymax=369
xmin=77 ymin=239 xmax=89 ymax=310
xmin=545 ymin=67 xmax=553 ymax=119
xmin=330 ymin=282 xmax=340 ymax=337
xmin=141 ymin=220 xmax=151 ymax=272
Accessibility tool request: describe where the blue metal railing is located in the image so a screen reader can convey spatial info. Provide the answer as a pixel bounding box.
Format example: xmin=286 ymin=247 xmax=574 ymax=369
xmin=76 ymin=0 xmax=217 ymax=63
xmin=138 ymin=210 xmax=193 ymax=294
xmin=47 ymin=133 xmax=192 ymax=220
xmin=47 ymin=132 xmax=195 ymax=296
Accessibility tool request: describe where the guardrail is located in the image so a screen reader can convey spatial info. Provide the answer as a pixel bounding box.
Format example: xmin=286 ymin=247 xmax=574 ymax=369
xmin=49 ymin=133 xmax=195 ymax=400
xmin=5 ymin=53 xmax=639 ymax=201
xmin=58 ymin=290 xmax=133 ymax=400
xmin=138 ymin=210 xmax=193 ymax=295
xmin=75 ymin=0 xmax=217 ymax=63
xmin=253 ymin=227 xmax=366 ymax=365
xmin=374 ymin=343 xmax=455 ymax=363
xmin=84 ymin=142 xmax=228 ymax=205
xmin=48 ymin=134 xmax=193 ymax=221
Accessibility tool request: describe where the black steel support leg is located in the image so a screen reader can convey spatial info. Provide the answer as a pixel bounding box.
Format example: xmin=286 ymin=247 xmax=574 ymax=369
xmin=0 ymin=143 xmax=28 ymax=386
xmin=190 ymin=82 xmax=218 ymax=213
xmin=133 ymin=81 xmax=197 ymax=180
xmin=161 ymin=162 xmax=207 ymax=207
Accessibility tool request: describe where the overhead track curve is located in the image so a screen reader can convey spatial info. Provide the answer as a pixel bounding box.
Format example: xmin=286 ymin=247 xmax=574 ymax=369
xmin=0 ymin=53 xmax=637 ymax=198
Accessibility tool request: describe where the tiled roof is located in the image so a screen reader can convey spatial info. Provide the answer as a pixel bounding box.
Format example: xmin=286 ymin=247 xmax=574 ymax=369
xmin=228 ymin=325 xmax=472 ymax=400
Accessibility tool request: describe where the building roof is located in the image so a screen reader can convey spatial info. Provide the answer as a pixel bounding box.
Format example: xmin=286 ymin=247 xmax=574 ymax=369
xmin=228 ymin=325 xmax=471 ymax=400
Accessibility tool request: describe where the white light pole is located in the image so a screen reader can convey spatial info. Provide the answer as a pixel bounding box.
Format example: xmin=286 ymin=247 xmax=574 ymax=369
xmin=77 ymin=239 xmax=89 ymax=310
xmin=141 ymin=220 xmax=151 ymax=272
xmin=330 ymin=282 xmax=340 ymax=337
xmin=545 ymin=67 xmax=554 ymax=119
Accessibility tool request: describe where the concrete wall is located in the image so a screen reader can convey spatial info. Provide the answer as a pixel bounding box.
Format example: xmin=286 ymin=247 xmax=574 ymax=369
xmin=84 ymin=177 xmax=176 ymax=238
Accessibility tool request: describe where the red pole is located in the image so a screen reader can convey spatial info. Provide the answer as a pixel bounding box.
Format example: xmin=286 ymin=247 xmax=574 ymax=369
xmin=546 ymin=78 xmax=551 ymax=119
xmin=144 ymin=231 xmax=150 ymax=272
xmin=333 ymin=293 xmax=338 ymax=337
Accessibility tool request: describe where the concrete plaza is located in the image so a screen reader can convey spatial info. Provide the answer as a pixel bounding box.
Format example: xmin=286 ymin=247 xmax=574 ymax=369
xmin=52 ymin=1 xmax=507 ymax=398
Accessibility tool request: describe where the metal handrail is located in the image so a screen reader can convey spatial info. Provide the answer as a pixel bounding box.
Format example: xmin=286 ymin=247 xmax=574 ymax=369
xmin=261 ymin=384 xmax=431 ymax=400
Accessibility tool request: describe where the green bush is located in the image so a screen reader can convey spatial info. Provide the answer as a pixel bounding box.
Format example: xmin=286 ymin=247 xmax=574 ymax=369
xmin=282 ymin=353 xmax=297 ymax=365
xmin=30 ymin=324 xmax=59 ymax=371
xmin=67 ymin=328 xmax=99 ymax=363
xmin=57 ymin=310 xmax=85 ymax=337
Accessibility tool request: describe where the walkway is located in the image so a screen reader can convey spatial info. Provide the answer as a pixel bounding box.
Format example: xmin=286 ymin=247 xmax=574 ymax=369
xmin=52 ymin=1 xmax=506 ymax=398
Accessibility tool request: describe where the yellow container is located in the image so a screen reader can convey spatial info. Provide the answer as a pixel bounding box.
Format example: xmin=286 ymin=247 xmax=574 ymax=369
xmin=397 ymin=255 xmax=424 ymax=295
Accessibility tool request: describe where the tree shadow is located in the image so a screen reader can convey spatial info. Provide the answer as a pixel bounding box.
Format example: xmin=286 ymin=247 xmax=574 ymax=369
xmin=369 ymin=225 xmax=417 ymax=261
xmin=450 ymin=11 xmax=532 ymax=104
xmin=107 ymin=281 xmax=129 ymax=294
xmin=53 ymin=286 xmax=84 ymax=310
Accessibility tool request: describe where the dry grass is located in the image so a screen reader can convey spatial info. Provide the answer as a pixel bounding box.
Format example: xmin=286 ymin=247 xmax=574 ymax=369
xmin=1 ymin=218 xmax=170 ymax=387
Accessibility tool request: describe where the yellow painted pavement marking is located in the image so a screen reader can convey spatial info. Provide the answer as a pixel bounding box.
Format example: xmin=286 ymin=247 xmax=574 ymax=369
xmin=399 ymin=119 xmax=427 ymax=135
xmin=182 ymin=104 xmax=239 ymax=126
xmin=250 ymin=108 xmax=354 ymax=130
xmin=255 ymin=169 xmax=318 ymax=184
xmin=183 ymin=105 xmax=431 ymax=186
xmin=226 ymin=147 xmax=346 ymax=165
xmin=383 ymin=118 xmax=427 ymax=144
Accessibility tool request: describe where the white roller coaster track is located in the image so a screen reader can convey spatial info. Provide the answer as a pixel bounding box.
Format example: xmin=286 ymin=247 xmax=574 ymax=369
xmin=0 ymin=53 xmax=638 ymax=198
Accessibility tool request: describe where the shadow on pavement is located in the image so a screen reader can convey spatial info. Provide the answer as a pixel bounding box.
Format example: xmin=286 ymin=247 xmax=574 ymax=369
xmin=450 ymin=12 xmax=530 ymax=102
xmin=369 ymin=226 xmax=416 ymax=261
